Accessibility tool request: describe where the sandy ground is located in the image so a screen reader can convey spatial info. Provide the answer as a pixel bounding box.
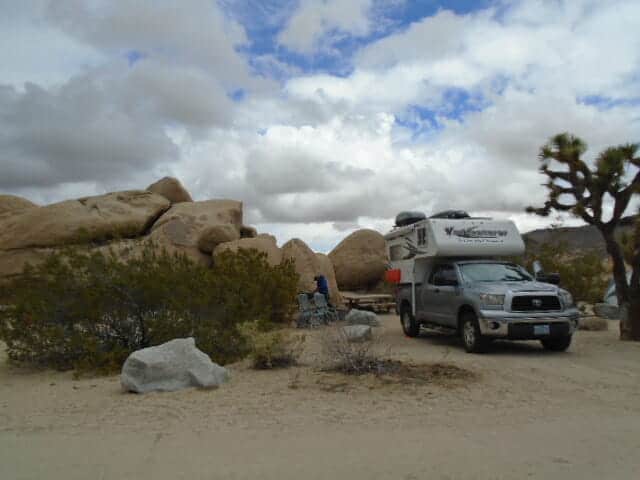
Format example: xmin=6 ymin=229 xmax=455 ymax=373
xmin=1 ymin=315 xmax=639 ymax=480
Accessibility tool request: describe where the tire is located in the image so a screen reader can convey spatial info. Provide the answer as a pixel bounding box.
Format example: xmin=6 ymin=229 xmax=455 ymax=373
xmin=541 ymin=335 xmax=572 ymax=352
xmin=400 ymin=304 xmax=420 ymax=338
xmin=460 ymin=311 xmax=490 ymax=353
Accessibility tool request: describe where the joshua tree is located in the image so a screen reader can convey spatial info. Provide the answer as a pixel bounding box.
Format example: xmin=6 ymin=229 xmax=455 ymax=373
xmin=527 ymin=133 xmax=640 ymax=340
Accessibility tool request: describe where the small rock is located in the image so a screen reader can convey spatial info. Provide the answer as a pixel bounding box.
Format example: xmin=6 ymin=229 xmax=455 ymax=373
xmin=121 ymin=338 xmax=229 ymax=394
xmin=342 ymin=325 xmax=372 ymax=342
xmin=579 ymin=316 xmax=609 ymax=331
xmin=594 ymin=303 xmax=619 ymax=319
xmin=345 ymin=308 xmax=380 ymax=326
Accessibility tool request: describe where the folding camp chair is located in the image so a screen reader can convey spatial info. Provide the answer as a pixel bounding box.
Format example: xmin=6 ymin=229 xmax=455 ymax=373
xmin=313 ymin=292 xmax=338 ymax=323
xmin=297 ymin=293 xmax=324 ymax=328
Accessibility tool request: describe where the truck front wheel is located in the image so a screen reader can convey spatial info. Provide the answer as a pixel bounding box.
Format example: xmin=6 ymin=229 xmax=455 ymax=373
xmin=460 ymin=311 xmax=490 ymax=353
xmin=400 ymin=304 xmax=420 ymax=338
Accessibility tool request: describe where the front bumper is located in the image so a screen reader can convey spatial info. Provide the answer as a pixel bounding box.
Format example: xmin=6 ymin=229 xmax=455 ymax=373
xmin=478 ymin=308 xmax=579 ymax=338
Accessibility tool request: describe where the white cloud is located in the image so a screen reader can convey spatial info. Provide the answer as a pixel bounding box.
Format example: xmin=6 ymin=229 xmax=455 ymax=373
xmin=1 ymin=0 xmax=639 ymax=253
xmin=278 ymin=0 xmax=373 ymax=53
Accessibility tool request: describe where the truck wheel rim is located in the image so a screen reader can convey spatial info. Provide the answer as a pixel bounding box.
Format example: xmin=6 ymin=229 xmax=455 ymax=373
xmin=463 ymin=321 xmax=475 ymax=346
xmin=402 ymin=312 xmax=411 ymax=331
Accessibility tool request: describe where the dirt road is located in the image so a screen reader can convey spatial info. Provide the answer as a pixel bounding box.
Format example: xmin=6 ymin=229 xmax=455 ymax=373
xmin=1 ymin=315 xmax=639 ymax=479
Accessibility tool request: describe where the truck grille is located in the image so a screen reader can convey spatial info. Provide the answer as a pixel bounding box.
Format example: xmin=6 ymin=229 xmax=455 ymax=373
xmin=510 ymin=295 xmax=561 ymax=312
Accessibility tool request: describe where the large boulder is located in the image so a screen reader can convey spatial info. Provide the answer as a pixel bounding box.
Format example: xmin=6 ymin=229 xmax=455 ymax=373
xmin=146 ymin=176 xmax=193 ymax=203
xmin=280 ymin=239 xmax=322 ymax=293
xmin=0 ymin=195 xmax=37 ymax=216
xmin=0 ymin=191 xmax=170 ymax=250
xmin=213 ymin=234 xmax=282 ymax=266
xmin=149 ymin=200 xmax=242 ymax=258
xmin=315 ymin=253 xmax=343 ymax=306
xmin=329 ymin=229 xmax=388 ymax=291
xmin=240 ymin=225 xmax=258 ymax=238
xmin=0 ymin=248 xmax=54 ymax=281
xmin=121 ymin=338 xmax=229 ymax=394
xmin=197 ymin=224 xmax=240 ymax=253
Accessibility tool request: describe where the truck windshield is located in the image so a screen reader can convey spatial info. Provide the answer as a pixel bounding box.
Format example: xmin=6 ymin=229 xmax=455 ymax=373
xmin=459 ymin=263 xmax=532 ymax=282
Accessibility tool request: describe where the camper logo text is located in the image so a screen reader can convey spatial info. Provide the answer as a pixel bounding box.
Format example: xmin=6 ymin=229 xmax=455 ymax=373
xmin=444 ymin=225 xmax=508 ymax=239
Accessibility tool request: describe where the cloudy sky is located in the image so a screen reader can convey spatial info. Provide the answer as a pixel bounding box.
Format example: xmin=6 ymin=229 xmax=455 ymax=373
xmin=1 ymin=0 xmax=639 ymax=251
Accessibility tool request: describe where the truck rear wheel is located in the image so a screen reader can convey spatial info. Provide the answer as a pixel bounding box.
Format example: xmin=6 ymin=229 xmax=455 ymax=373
xmin=460 ymin=311 xmax=490 ymax=353
xmin=540 ymin=335 xmax=572 ymax=352
xmin=400 ymin=304 xmax=420 ymax=338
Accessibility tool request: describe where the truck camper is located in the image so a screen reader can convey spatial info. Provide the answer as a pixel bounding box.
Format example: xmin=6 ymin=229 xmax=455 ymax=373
xmin=385 ymin=211 xmax=579 ymax=353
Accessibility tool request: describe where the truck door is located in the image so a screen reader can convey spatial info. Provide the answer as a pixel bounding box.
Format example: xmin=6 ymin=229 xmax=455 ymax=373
xmin=421 ymin=263 xmax=459 ymax=327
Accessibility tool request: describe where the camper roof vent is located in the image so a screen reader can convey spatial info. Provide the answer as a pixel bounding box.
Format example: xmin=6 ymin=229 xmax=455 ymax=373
xmin=395 ymin=211 xmax=426 ymax=227
xmin=429 ymin=210 xmax=470 ymax=219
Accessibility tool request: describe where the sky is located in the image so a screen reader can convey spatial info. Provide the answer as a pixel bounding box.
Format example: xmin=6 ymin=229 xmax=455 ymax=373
xmin=1 ymin=0 xmax=639 ymax=252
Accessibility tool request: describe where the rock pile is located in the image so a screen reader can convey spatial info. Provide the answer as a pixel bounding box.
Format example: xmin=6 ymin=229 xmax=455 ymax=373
xmin=0 ymin=177 xmax=345 ymax=306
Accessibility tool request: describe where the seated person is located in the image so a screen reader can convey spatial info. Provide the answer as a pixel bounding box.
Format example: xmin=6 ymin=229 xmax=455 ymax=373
xmin=313 ymin=274 xmax=330 ymax=303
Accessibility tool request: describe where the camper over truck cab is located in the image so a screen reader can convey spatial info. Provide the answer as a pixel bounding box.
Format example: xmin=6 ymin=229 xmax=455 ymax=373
xmin=385 ymin=210 xmax=580 ymax=353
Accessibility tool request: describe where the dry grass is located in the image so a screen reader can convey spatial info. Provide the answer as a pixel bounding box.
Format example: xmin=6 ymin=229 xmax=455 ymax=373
xmin=316 ymin=324 xmax=476 ymax=391
xmin=313 ymin=360 xmax=477 ymax=392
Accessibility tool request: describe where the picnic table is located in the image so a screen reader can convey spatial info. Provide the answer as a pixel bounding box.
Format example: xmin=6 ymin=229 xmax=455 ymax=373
xmin=341 ymin=291 xmax=396 ymax=313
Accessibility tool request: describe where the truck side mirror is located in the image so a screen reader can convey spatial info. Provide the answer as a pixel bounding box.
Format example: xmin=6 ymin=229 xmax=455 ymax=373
xmin=532 ymin=260 xmax=560 ymax=285
xmin=535 ymin=272 xmax=561 ymax=285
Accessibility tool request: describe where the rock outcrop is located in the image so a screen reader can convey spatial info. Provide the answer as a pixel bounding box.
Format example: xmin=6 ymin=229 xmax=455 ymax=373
xmin=0 ymin=195 xmax=38 ymax=216
xmin=121 ymin=338 xmax=229 ymax=394
xmin=281 ymin=239 xmax=320 ymax=294
xmin=213 ymin=234 xmax=282 ymax=266
xmin=197 ymin=225 xmax=240 ymax=253
xmin=0 ymin=191 xmax=170 ymax=250
xmin=146 ymin=176 xmax=193 ymax=204
xmin=240 ymin=225 xmax=258 ymax=238
xmin=315 ymin=253 xmax=343 ymax=305
xmin=329 ymin=229 xmax=388 ymax=291
xmin=148 ymin=200 xmax=242 ymax=264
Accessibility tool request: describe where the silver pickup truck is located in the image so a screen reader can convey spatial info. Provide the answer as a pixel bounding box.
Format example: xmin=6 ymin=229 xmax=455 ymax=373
xmin=396 ymin=259 xmax=580 ymax=353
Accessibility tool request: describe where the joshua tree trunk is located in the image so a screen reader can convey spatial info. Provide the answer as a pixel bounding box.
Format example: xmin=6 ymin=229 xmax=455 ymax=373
xmin=602 ymin=231 xmax=640 ymax=340
xmin=619 ymin=292 xmax=640 ymax=341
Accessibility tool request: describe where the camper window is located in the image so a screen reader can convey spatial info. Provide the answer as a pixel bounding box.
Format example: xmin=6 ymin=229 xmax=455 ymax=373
xmin=417 ymin=227 xmax=426 ymax=246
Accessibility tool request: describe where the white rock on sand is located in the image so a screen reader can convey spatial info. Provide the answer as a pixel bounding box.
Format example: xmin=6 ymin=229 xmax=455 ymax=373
xmin=342 ymin=324 xmax=373 ymax=342
xmin=345 ymin=309 xmax=380 ymax=326
xmin=121 ymin=338 xmax=229 ymax=394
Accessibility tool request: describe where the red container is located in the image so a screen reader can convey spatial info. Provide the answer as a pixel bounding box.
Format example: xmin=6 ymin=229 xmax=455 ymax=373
xmin=385 ymin=269 xmax=401 ymax=284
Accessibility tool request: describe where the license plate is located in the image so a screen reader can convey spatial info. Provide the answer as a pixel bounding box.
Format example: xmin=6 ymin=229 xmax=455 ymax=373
xmin=534 ymin=324 xmax=550 ymax=336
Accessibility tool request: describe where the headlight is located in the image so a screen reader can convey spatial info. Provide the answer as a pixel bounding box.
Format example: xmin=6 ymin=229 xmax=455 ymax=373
xmin=560 ymin=291 xmax=574 ymax=308
xmin=479 ymin=293 xmax=505 ymax=308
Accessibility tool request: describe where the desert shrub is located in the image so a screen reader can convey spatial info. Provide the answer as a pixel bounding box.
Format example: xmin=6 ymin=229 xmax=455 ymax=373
xmin=0 ymin=244 xmax=298 ymax=372
xmin=239 ymin=320 xmax=305 ymax=369
xmin=320 ymin=325 xmax=388 ymax=375
xmin=521 ymin=241 xmax=608 ymax=304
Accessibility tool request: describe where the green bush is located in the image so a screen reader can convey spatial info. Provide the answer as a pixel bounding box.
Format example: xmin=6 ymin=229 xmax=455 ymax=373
xmin=239 ymin=320 xmax=305 ymax=369
xmin=522 ymin=241 xmax=608 ymax=304
xmin=0 ymin=244 xmax=299 ymax=373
